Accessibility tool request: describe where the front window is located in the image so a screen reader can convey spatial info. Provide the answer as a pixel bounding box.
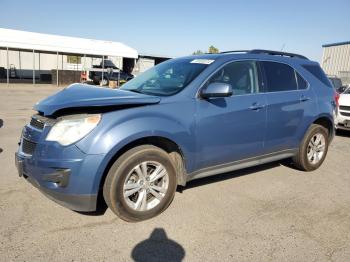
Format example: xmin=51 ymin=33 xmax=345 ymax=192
xmin=120 ymin=58 xmax=210 ymax=96
xmin=205 ymin=61 xmax=259 ymax=95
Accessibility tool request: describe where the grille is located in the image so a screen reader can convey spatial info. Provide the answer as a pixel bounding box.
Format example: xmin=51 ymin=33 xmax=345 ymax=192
xmin=339 ymin=105 xmax=350 ymax=111
xmin=30 ymin=117 xmax=45 ymax=130
xmin=22 ymin=138 xmax=37 ymax=155
xmin=340 ymin=111 xmax=350 ymax=117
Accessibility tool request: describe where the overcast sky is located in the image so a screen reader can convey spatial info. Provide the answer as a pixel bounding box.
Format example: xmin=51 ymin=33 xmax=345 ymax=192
xmin=1 ymin=0 xmax=349 ymax=61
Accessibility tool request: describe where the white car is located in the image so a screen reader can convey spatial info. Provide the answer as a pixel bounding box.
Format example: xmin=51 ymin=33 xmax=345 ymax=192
xmin=336 ymin=87 xmax=350 ymax=131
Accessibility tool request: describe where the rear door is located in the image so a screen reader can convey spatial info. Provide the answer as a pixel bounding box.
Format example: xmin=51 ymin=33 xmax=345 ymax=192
xmin=260 ymin=61 xmax=315 ymax=152
xmin=195 ymin=60 xmax=267 ymax=170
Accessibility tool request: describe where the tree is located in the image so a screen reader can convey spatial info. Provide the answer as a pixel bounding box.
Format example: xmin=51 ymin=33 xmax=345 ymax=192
xmin=192 ymin=50 xmax=204 ymax=55
xmin=208 ymin=45 xmax=219 ymax=54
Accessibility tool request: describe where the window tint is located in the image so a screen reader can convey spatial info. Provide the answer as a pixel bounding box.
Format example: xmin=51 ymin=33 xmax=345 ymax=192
xmin=296 ymin=72 xmax=308 ymax=89
xmin=302 ymin=64 xmax=332 ymax=88
xmin=262 ymin=61 xmax=298 ymax=92
xmin=207 ymin=61 xmax=259 ymax=95
xmin=121 ymin=58 xmax=209 ymax=96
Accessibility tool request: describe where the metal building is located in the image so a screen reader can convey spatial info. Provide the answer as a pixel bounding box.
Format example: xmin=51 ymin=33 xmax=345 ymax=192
xmin=0 ymin=28 xmax=138 ymax=86
xmin=321 ymin=41 xmax=350 ymax=85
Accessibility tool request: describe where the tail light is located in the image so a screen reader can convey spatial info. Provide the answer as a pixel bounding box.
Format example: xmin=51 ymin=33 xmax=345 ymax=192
xmin=334 ymin=92 xmax=340 ymax=107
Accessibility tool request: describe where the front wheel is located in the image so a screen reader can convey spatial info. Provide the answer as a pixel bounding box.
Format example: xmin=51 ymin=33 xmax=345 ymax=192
xmin=292 ymin=124 xmax=329 ymax=171
xmin=103 ymin=145 xmax=177 ymax=222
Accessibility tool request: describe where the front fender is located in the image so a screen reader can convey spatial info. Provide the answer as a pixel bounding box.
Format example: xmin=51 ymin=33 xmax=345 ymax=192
xmin=76 ymin=103 xmax=196 ymax=177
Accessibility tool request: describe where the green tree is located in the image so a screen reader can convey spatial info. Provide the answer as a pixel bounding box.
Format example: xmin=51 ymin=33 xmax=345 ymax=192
xmin=192 ymin=50 xmax=204 ymax=55
xmin=208 ymin=45 xmax=219 ymax=53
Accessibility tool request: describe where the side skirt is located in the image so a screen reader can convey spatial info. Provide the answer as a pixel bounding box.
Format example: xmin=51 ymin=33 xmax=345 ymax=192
xmin=186 ymin=149 xmax=297 ymax=182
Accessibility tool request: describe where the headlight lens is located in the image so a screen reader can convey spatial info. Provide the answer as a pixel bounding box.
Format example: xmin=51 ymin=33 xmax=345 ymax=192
xmin=46 ymin=114 xmax=101 ymax=146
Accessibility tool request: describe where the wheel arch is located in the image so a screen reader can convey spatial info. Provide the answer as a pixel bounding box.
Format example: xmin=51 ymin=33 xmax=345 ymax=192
xmin=312 ymin=115 xmax=335 ymax=141
xmin=97 ymin=136 xmax=188 ymax=198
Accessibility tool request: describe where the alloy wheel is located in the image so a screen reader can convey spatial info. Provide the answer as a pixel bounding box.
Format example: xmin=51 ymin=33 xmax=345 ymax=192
xmin=123 ymin=161 xmax=169 ymax=211
xmin=307 ymin=133 xmax=326 ymax=165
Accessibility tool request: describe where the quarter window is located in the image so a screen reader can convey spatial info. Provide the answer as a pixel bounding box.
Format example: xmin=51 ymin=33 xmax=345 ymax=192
xmin=302 ymin=64 xmax=332 ymax=88
xmin=262 ymin=61 xmax=298 ymax=92
xmin=296 ymin=72 xmax=308 ymax=89
xmin=206 ymin=61 xmax=259 ymax=95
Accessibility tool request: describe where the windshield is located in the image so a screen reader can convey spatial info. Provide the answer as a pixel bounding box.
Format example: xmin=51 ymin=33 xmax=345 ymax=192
xmin=120 ymin=58 xmax=210 ymax=96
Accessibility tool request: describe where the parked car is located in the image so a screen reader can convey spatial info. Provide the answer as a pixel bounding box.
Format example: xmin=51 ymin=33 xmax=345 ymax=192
xmin=89 ymin=59 xmax=133 ymax=86
xmin=16 ymin=50 xmax=337 ymax=221
xmin=328 ymin=76 xmax=349 ymax=94
xmin=335 ymin=87 xmax=350 ymax=131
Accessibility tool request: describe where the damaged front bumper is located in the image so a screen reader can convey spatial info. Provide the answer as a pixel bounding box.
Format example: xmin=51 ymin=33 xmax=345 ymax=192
xmin=15 ymin=120 xmax=106 ymax=212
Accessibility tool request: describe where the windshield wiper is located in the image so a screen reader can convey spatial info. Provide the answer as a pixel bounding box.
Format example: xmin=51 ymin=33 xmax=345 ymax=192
xmin=126 ymin=89 xmax=144 ymax=94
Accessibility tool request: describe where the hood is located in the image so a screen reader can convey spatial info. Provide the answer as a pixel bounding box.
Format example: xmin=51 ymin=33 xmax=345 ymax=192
xmin=339 ymin=93 xmax=350 ymax=106
xmin=34 ymin=84 xmax=161 ymax=116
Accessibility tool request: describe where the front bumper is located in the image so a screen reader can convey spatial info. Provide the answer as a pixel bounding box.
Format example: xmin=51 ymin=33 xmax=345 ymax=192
xmin=15 ymin=151 xmax=102 ymax=212
xmin=335 ymin=113 xmax=350 ymax=131
xmin=15 ymin=120 xmax=108 ymax=212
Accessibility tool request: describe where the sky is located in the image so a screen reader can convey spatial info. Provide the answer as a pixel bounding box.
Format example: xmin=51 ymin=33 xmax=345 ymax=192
xmin=0 ymin=0 xmax=349 ymax=62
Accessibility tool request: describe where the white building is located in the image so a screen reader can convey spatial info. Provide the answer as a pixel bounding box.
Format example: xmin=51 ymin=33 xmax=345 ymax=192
xmin=0 ymin=28 xmax=140 ymax=85
xmin=321 ymin=41 xmax=350 ymax=85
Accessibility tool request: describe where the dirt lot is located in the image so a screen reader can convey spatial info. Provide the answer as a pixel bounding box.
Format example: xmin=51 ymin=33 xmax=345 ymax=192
xmin=1 ymin=84 xmax=350 ymax=262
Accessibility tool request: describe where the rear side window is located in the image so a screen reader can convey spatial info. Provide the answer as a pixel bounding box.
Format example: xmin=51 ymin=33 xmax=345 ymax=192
xmin=262 ymin=61 xmax=298 ymax=92
xmin=302 ymin=64 xmax=332 ymax=88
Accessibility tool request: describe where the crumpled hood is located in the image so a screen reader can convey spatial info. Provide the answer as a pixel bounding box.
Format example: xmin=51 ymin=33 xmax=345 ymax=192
xmin=34 ymin=84 xmax=161 ymax=116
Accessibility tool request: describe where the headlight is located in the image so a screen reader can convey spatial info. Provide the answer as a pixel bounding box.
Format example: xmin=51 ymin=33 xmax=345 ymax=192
xmin=46 ymin=114 xmax=101 ymax=146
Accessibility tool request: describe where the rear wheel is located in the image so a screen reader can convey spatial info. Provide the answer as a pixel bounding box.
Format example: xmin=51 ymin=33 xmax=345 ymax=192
xmin=292 ymin=124 xmax=329 ymax=171
xmin=103 ymin=145 xmax=177 ymax=222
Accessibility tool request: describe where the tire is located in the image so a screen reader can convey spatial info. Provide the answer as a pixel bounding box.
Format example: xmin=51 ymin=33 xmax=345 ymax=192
xmin=292 ymin=124 xmax=329 ymax=171
xmin=92 ymin=76 xmax=100 ymax=85
xmin=103 ymin=145 xmax=177 ymax=222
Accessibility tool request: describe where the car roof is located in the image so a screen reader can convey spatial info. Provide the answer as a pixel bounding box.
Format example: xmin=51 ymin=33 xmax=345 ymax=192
xmin=180 ymin=50 xmax=318 ymax=65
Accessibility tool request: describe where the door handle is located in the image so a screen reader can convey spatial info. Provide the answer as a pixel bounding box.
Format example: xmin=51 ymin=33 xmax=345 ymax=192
xmin=249 ymin=103 xmax=265 ymax=111
xmin=300 ymin=95 xmax=311 ymax=102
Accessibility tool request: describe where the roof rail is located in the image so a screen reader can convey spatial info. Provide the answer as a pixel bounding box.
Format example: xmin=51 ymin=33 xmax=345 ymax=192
xmin=219 ymin=49 xmax=308 ymax=60
xmin=219 ymin=50 xmax=250 ymax=54
xmin=249 ymin=49 xmax=308 ymax=60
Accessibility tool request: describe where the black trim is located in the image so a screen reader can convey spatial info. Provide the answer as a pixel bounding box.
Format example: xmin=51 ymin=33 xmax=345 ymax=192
xmin=187 ymin=149 xmax=297 ymax=182
xmin=218 ymin=49 xmax=309 ymax=60
xmin=26 ymin=174 xmax=97 ymax=211
xmin=257 ymin=61 xmax=267 ymax=93
xmin=42 ymin=169 xmax=70 ymax=187
xmin=250 ymin=49 xmax=308 ymax=60
xmin=340 ymin=111 xmax=350 ymax=117
xmin=39 ymin=187 xmax=97 ymax=212
xmin=339 ymin=105 xmax=350 ymax=111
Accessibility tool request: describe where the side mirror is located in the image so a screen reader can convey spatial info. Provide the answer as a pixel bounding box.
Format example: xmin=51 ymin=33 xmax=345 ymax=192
xmin=201 ymin=82 xmax=233 ymax=98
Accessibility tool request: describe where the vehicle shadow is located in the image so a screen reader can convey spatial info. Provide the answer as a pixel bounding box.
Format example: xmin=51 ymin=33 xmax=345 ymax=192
xmin=131 ymin=228 xmax=185 ymax=262
xmin=182 ymin=161 xmax=281 ymax=190
xmin=335 ymin=129 xmax=350 ymax=138
xmin=78 ymin=161 xmax=283 ymax=216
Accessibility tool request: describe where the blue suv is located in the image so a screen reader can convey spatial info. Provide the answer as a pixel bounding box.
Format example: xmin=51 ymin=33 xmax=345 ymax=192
xmin=15 ymin=50 xmax=337 ymax=221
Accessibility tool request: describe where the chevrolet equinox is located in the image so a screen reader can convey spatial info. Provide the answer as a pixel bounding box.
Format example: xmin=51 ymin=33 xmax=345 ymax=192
xmin=16 ymin=50 xmax=337 ymax=221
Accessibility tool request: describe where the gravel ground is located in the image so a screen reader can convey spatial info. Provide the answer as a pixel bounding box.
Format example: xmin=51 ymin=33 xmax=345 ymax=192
xmin=0 ymin=84 xmax=350 ymax=262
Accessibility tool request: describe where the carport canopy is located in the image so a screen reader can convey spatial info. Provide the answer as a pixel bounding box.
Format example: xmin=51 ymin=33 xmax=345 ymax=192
xmin=0 ymin=28 xmax=138 ymax=58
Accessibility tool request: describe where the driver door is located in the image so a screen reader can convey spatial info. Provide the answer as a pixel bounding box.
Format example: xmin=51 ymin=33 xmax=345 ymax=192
xmin=195 ymin=60 xmax=267 ymax=170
